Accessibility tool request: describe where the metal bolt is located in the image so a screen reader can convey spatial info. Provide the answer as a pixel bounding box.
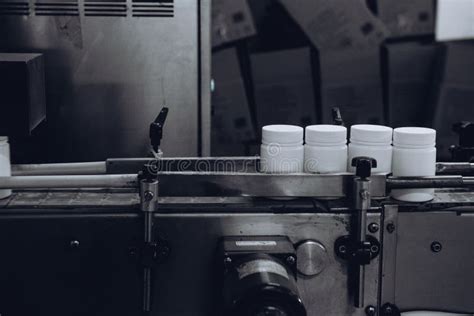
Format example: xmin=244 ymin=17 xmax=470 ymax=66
xmin=368 ymin=222 xmax=379 ymax=233
xmin=365 ymin=305 xmax=376 ymax=316
xmin=381 ymin=303 xmax=400 ymax=316
xmin=360 ymin=189 xmax=370 ymax=200
xmin=431 ymin=241 xmax=442 ymax=253
xmin=69 ymin=240 xmax=80 ymax=249
xmin=223 ymin=256 xmax=232 ymax=265
xmin=338 ymin=245 xmax=347 ymax=254
xmin=144 ymin=191 xmax=154 ymax=202
xmin=386 ymin=222 xmax=395 ymax=234
xmin=286 ymin=255 xmax=296 ymax=266
xmin=370 ymin=245 xmax=379 ymax=253
xmin=383 ymin=305 xmax=393 ymax=315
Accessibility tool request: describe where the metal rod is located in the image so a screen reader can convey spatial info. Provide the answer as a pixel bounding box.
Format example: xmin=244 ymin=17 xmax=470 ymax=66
xmin=0 ymin=175 xmax=137 ymax=189
xmin=140 ymin=179 xmax=159 ymax=313
xmin=353 ymin=179 xmax=370 ymax=308
xmin=143 ymin=212 xmax=153 ymax=313
xmin=12 ymin=162 xmax=107 ymax=176
xmin=436 ymin=162 xmax=474 ymax=174
xmin=386 ymin=176 xmax=474 ymax=189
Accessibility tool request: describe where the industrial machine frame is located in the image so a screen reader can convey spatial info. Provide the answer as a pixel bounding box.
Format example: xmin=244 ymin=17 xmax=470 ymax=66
xmin=0 ymin=156 xmax=473 ymax=316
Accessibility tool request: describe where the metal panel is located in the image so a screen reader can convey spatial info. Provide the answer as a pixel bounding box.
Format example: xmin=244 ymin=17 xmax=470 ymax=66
xmin=0 ymin=208 xmax=382 ymax=316
xmin=395 ymin=211 xmax=474 ymax=313
xmin=380 ymin=204 xmax=399 ymax=306
xmin=0 ymin=0 xmax=209 ymax=161
xmin=0 ymin=212 xmax=143 ymax=316
xmin=154 ymin=212 xmax=382 ymax=316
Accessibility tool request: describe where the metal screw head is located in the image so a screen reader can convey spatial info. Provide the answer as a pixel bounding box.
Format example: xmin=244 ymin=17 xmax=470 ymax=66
xmin=370 ymin=245 xmax=379 ymax=254
xmin=223 ymin=256 xmax=232 ymax=265
xmin=338 ymin=245 xmax=347 ymax=254
xmin=360 ymin=189 xmax=370 ymax=200
xmin=69 ymin=240 xmax=80 ymax=249
xmin=386 ymin=222 xmax=396 ymax=234
xmin=365 ymin=305 xmax=376 ymax=316
xmin=286 ymin=255 xmax=296 ymax=266
xmin=368 ymin=222 xmax=379 ymax=233
xmin=431 ymin=241 xmax=442 ymax=253
xmin=144 ymin=191 xmax=154 ymax=202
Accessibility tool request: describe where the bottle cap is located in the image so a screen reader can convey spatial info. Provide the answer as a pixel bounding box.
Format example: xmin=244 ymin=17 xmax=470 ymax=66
xmin=0 ymin=136 xmax=8 ymax=143
xmin=262 ymin=125 xmax=303 ymax=145
xmin=350 ymin=125 xmax=393 ymax=144
xmin=393 ymin=127 xmax=436 ymax=147
xmin=305 ymin=125 xmax=347 ymax=145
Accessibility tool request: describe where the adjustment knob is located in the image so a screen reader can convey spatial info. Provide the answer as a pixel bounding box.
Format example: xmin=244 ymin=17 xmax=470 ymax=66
xmin=351 ymin=157 xmax=377 ymax=179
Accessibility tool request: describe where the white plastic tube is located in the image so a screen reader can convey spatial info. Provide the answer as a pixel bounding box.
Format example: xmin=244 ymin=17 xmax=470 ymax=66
xmin=12 ymin=161 xmax=107 ymax=176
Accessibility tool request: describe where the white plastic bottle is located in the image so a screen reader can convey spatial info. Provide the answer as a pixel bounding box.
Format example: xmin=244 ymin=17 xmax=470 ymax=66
xmin=260 ymin=125 xmax=304 ymax=173
xmin=304 ymin=125 xmax=347 ymax=174
xmin=348 ymin=125 xmax=393 ymax=173
xmin=0 ymin=136 xmax=12 ymax=199
xmin=391 ymin=127 xmax=437 ymax=202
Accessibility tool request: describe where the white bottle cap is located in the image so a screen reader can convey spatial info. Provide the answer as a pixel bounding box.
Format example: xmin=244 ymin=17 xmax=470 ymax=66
xmin=262 ymin=125 xmax=303 ymax=145
xmin=0 ymin=136 xmax=8 ymax=143
xmin=393 ymin=127 xmax=436 ymax=147
xmin=305 ymin=125 xmax=347 ymax=145
xmin=350 ymin=124 xmax=393 ymax=144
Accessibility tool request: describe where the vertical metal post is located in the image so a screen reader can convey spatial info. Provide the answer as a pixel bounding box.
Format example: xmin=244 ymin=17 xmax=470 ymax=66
xmin=140 ymin=179 xmax=159 ymax=313
xmin=353 ymin=178 xmax=371 ymax=308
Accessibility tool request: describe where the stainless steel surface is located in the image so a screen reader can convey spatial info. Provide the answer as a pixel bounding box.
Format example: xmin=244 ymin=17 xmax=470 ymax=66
xmin=0 ymin=172 xmax=387 ymax=197
xmin=106 ymin=157 xmax=259 ymax=174
xmin=380 ymin=205 xmax=399 ymax=306
xmin=0 ymin=175 xmax=137 ymax=189
xmin=156 ymin=172 xmax=387 ymax=198
xmin=296 ymin=240 xmax=328 ymax=277
xmin=436 ymin=162 xmax=474 ymax=174
xmin=0 ymin=0 xmax=210 ymax=160
xmin=12 ymin=162 xmax=106 ymax=176
xmin=0 ymin=190 xmax=139 ymax=209
xmin=154 ymin=212 xmax=382 ymax=316
xmin=395 ymin=211 xmax=474 ymax=313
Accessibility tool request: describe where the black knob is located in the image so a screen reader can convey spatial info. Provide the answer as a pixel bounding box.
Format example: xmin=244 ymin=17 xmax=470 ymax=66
xmin=150 ymin=107 xmax=169 ymax=153
xmin=453 ymin=121 xmax=474 ymax=147
xmin=351 ymin=157 xmax=377 ymax=179
xmin=332 ymin=107 xmax=344 ymax=126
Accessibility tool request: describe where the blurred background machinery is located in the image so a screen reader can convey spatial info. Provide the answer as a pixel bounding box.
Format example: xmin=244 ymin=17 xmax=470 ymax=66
xmin=210 ymin=0 xmax=474 ymax=160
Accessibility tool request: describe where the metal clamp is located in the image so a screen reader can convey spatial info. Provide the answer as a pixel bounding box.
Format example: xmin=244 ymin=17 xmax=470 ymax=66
xmin=351 ymin=157 xmax=377 ymax=308
xmin=139 ymin=178 xmax=159 ymax=313
xmin=335 ymin=235 xmax=380 ymax=264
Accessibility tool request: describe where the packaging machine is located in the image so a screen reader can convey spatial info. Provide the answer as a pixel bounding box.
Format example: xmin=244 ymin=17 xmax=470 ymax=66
xmin=0 ymin=154 xmax=473 ymax=316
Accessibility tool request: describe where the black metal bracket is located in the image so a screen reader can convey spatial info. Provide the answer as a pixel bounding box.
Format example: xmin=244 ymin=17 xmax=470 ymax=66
xmin=334 ymin=235 xmax=380 ymax=264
